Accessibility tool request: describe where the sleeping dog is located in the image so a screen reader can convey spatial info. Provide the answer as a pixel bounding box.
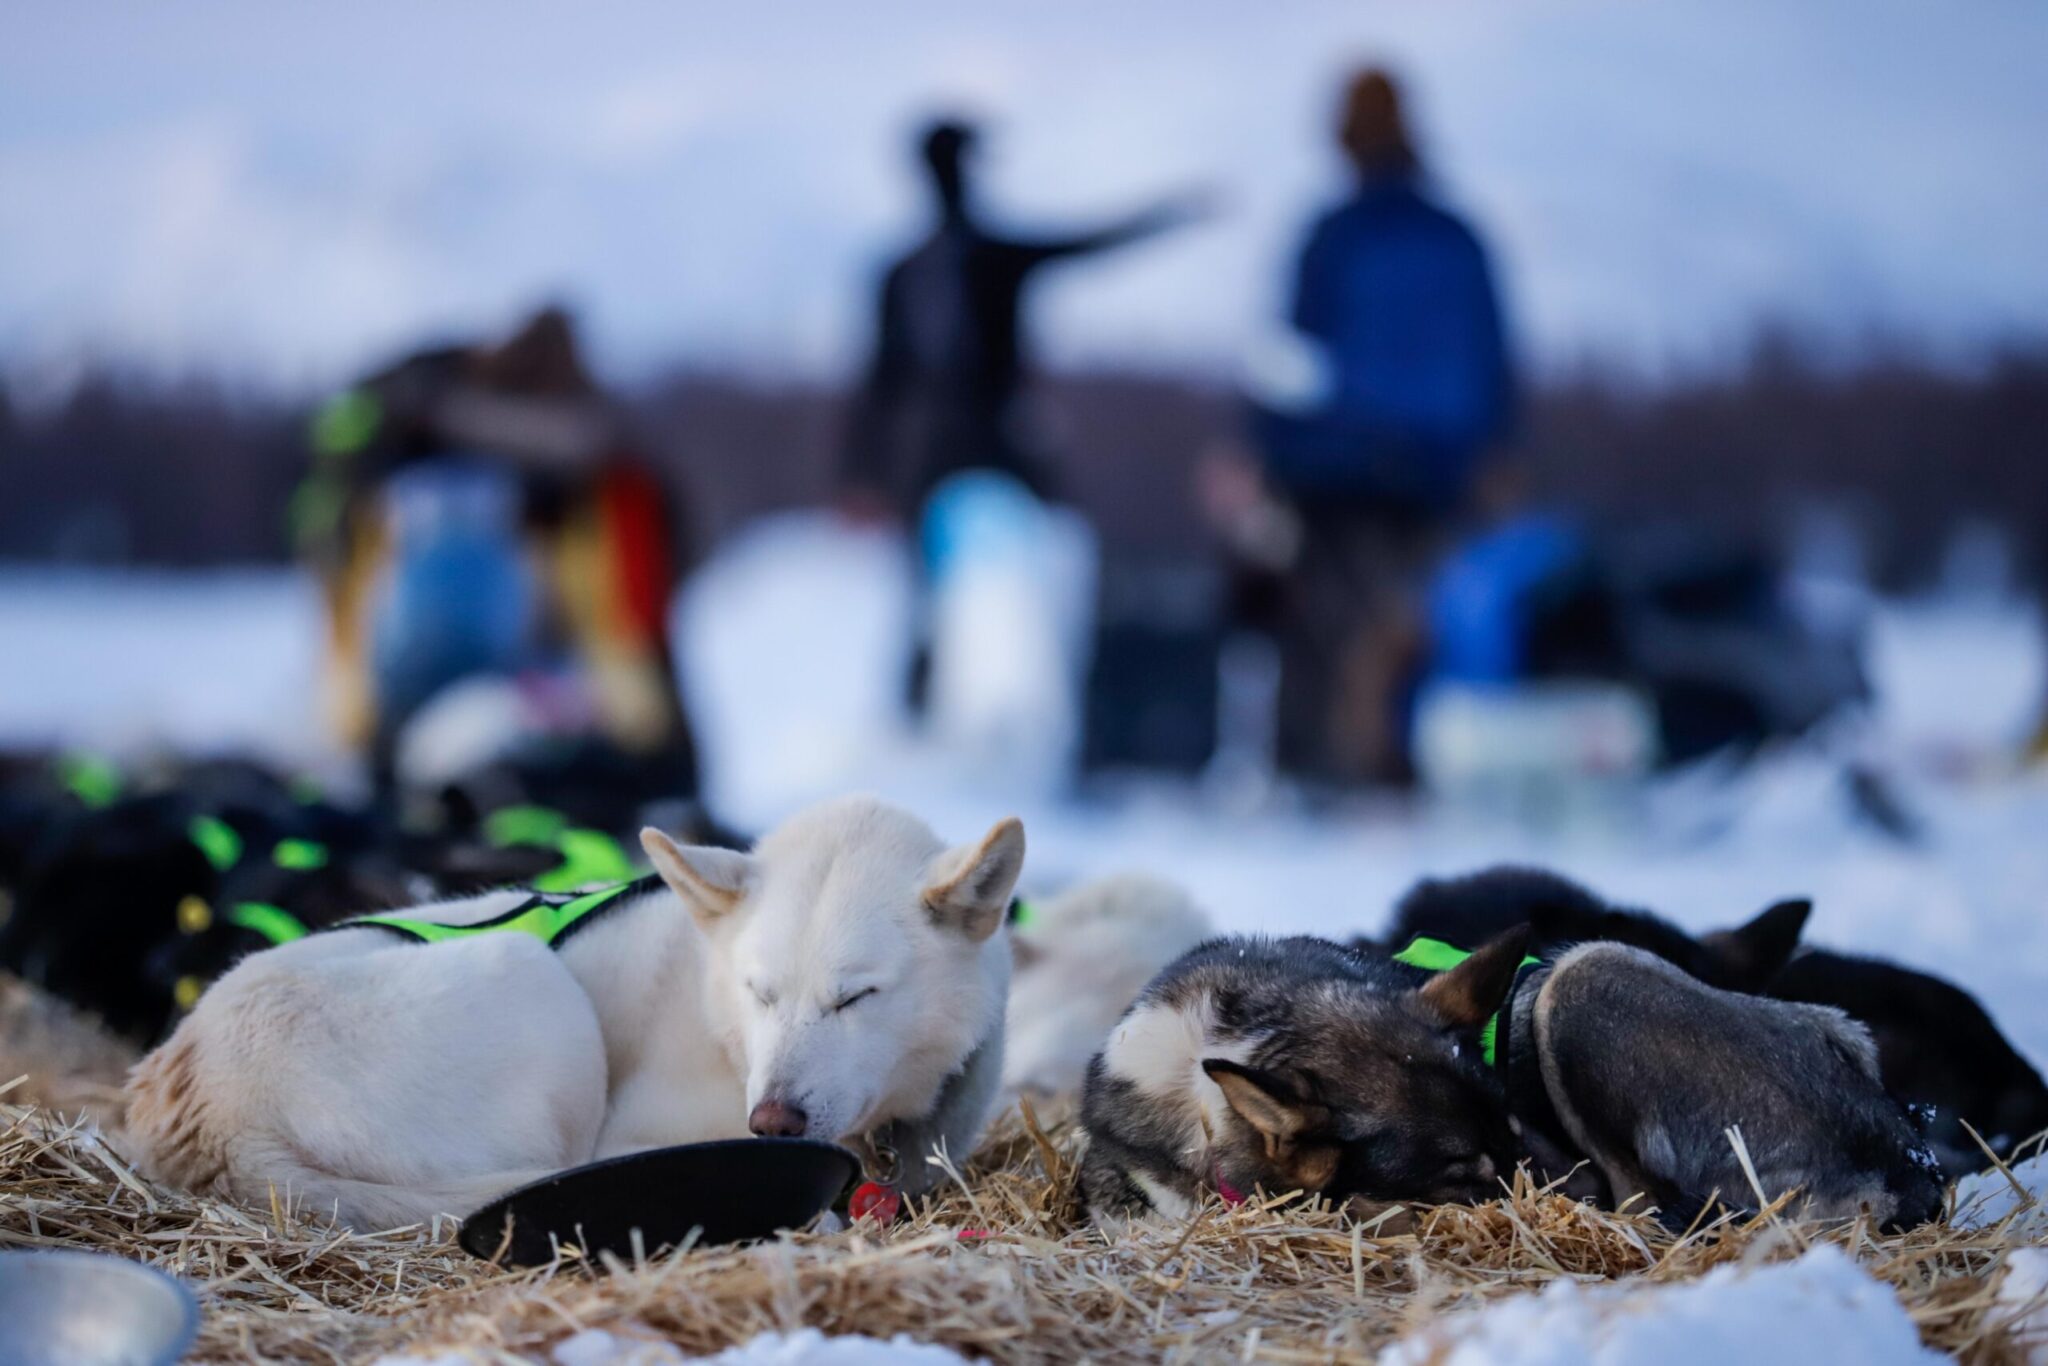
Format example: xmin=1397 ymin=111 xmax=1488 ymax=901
xmin=127 ymin=795 xmax=1024 ymax=1229
xmin=1079 ymin=931 xmax=1527 ymax=1223
xmin=1498 ymin=942 xmax=1944 ymax=1229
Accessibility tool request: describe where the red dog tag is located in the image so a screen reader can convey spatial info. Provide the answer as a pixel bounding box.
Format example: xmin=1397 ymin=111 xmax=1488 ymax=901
xmin=849 ymin=1181 xmax=901 ymax=1224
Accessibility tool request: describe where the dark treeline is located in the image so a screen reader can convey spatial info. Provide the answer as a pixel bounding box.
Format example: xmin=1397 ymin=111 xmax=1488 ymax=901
xmin=5 ymin=346 xmax=2046 ymax=589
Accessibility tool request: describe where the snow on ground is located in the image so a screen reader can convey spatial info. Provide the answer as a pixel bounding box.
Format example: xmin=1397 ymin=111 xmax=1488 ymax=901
xmin=1379 ymin=1245 xmax=1940 ymax=1366
xmin=0 ymin=569 xmax=325 ymax=764
xmin=375 ymin=1326 xmax=967 ymax=1366
xmin=1955 ymin=1153 xmax=2048 ymax=1238
xmin=2 ymin=511 xmax=2047 ymax=1075
xmin=1996 ymin=1250 xmax=2048 ymax=1365
xmin=546 ymin=1326 xmax=964 ymax=1366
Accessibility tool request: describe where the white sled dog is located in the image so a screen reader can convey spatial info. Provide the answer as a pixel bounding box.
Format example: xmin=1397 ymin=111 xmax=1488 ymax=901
xmin=125 ymin=795 xmax=1024 ymax=1229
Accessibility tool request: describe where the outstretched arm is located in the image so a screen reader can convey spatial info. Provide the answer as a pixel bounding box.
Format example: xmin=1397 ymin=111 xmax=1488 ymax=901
xmin=1004 ymin=190 xmax=1210 ymax=268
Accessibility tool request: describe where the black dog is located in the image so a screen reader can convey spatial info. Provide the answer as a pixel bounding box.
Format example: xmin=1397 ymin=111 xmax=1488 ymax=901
xmin=1379 ymin=866 xmax=1810 ymax=993
xmin=1771 ymin=950 xmax=2048 ymax=1176
xmin=1 ymin=793 xmax=225 ymax=1040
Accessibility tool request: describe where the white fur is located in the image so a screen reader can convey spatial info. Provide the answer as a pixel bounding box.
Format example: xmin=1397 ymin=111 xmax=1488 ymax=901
xmin=1003 ymin=873 xmax=1213 ymax=1098
xmin=1099 ymin=989 xmax=1259 ymax=1166
xmin=124 ymin=795 xmax=1022 ymax=1230
xmin=1132 ymin=1170 xmax=1197 ymax=1221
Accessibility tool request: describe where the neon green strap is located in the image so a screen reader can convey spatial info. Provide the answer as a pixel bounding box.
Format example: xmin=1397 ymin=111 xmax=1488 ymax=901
xmin=57 ymin=753 xmax=121 ymax=808
xmin=310 ymin=388 xmax=382 ymax=456
xmin=188 ymin=815 xmax=245 ymax=873
xmin=346 ymin=878 xmax=648 ymax=948
xmin=1390 ymin=935 xmax=1475 ymax=974
xmin=531 ymin=828 xmax=636 ymax=892
xmin=485 ymin=804 xmax=569 ymax=847
xmin=484 ymin=806 xmax=637 ymax=893
xmin=1390 ymin=936 xmax=1542 ymax=1068
xmin=227 ymin=902 xmax=311 ymax=945
xmin=272 ymin=838 xmax=330 ymax=871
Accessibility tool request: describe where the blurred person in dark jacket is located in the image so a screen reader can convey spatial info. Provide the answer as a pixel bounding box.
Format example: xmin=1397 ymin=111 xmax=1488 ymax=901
xmin=1213 ymin=67 xmax=1516 ymax=785
xmin=841 ymin=117 xmax=1204 ymax=524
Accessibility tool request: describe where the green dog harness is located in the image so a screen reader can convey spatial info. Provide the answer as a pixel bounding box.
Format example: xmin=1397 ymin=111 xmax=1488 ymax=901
xmin=226 ymin=901 xmax=311 ymax=945
xmin=344 ymin=873 xmax=664 ymax=949
xmin=483 ymin=804 xmax=639 ymax=894
xmin=1391 ymin=935 xmax=1543 ymax=1068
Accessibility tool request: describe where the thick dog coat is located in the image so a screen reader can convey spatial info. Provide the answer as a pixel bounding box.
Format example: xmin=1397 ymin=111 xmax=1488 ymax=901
xmin=124 ymin=795 xmax=1023 ymax=1229
xmin=1505 ymin=943 xmax=1944 ymax=1230
xmin=1770 ymin=948 xmax=2048 ymax=1176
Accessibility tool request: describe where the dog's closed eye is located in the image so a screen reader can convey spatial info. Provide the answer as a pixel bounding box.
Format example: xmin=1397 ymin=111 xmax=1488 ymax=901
xmin=831 ymin=987 xmax=879 ymax=1013
xmin=748 ymin=982 xmax=778 ymax=1008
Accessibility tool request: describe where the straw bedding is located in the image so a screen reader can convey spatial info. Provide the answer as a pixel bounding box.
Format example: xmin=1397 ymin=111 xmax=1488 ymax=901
xmin=2 ymin=978 xmax=2042 ymax=1364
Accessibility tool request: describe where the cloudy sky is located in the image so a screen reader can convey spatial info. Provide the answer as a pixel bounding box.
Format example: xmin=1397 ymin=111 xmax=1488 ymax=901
xmin=3 ymin=0 xmax=2045 ymax=392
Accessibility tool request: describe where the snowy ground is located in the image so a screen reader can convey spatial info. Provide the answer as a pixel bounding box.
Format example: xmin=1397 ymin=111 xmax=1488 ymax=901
xmin=10 ymin=512 xmax=2043 ymax=1063
xmin=5 ymin=514 xmax=2048 ymax=1363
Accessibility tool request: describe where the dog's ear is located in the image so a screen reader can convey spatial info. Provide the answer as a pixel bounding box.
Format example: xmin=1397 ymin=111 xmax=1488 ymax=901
xmin=1415 ymin=925 xmax=1529 ymax=1032
xmin=923 ymin=816 xmax=1025 ymax=942
xmin=1702 ymin=898 xmax=1810 ymax=989
xmin=641 ymin=827 xmax=754 ymax=927
xmin=1202 ymin=1059 xmax=1328 ymax=1152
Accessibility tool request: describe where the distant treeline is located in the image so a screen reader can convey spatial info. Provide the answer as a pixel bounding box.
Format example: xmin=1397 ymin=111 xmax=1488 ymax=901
xmin=4 ymin=346 xmax=2045 ymax=589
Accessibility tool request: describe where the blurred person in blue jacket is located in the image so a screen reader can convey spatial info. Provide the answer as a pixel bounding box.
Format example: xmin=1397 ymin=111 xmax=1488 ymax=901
xmin=1215 ymin=66 xmax=1516 ymax=785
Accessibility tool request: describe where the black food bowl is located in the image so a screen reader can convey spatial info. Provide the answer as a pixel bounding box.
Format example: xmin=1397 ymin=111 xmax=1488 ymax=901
xmin=458 ymin=1137 xmax=860 ymax=1266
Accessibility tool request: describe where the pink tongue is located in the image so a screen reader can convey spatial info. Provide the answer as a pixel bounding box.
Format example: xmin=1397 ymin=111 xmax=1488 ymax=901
xmin=1213 ymin=1167 xmax=1247 ymax=1206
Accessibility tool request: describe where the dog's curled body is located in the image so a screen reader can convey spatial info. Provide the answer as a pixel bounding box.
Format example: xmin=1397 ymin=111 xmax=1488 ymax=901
xmin=126 ymin=795 xmax=1025 ymax=1229
xmin=1079 ymin=932 xmax=1526 ymax=1224
xmin=1506 ymin=942 xmax=1945 ymax=1230
xmin=127 ymin=884 xmax=659 ymax=1228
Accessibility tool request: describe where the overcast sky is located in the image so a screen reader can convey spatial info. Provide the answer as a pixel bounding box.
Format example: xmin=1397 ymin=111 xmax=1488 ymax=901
xmin=3 ymin=0 xmax=2045 ymax=393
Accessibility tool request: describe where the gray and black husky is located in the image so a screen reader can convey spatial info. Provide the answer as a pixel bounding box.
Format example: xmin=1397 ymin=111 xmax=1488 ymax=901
xmin=1078 ymin=931 xmax=1528 ymax=1222
xmin=1496 ymin=942 xmax=1944 ymax=1229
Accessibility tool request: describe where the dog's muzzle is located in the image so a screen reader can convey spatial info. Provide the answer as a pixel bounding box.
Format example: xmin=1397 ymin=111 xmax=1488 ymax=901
xmin=748 ymin=1099 xmax=809 ymax=1137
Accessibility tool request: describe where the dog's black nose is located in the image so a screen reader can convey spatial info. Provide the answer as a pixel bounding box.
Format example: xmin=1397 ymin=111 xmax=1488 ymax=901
xmin=749 ymin=1099 xmax=809 ymax=1137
